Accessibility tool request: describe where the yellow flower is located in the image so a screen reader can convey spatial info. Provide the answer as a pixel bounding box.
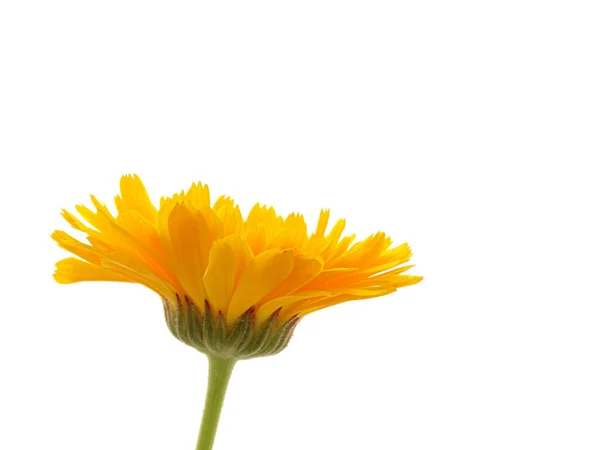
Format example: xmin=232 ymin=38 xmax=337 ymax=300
xmin=53 ymin=174 xmax=421 ymax=358
xmin=52 ymin=174 xmax=423 ymax=449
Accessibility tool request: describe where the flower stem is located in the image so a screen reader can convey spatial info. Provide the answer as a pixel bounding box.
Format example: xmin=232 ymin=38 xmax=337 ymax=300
xmin=195 ymin=357 xmax=236 ymax=450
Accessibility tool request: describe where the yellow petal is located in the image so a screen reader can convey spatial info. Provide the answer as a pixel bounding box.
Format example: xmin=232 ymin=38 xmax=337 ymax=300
xmin=378 ymin=242 xmax=412 ymax=265
xmin=262 ymin=254 xmax=323 ymax=301
xmin=213 ymin=196 xmax=244 ymax=236
xmin=245 ymin=224 xmax=267 ymax=255
xmin=114 ymin=174 xmax=157 ymax=222
xmin=329 ymin=232 xmax=389 ymax=268
xmin=352 ymin=271 xmax=420 ymax=288
xmin=270 ymin=213 xmax=308 ymax=249
xmin=222 ymin=235 xmax=254 ymax=287
xmin=321 ymin=233 xmax=356 ymax=264
xmin=51 ymin=230 xmax=106 ymax=264
xmin=197 ymin=205 xmax=224 ymax=241
xmin=185 ymin=182 xmax=211 ymax=209
xmin=327 ymin=218 xmax=346 ymax=243
xmin=75 ymin=203 xmax=112 ymax=233
xmin=226 ymin=249 xmax=294 ymax=322
xmin=295 ymin=276 xmax=422 ymax=317
xmin=90 ymin=197 xmax=175 ymax=284
xmin=313 ymin=209 xmax=330 ymax=238
xmin=167 ymin=204 xmax=211 ymax=307
xmin=61 ymin=209 xmax=92 ymax=233
xmin=203 ymin=239 xmax=235 ymax=313
xmin=101 ymin=253 xmax=177 ymax=302
xmin=256 ymin=291 xmax=329 ymax=326
xmin=115 ymin=210 xmax=162 ymax=251
xmin=54 ymin=258 xmax=131 ymax=284
xmin=245 ymin=204 xmax=284 ymax=245
xmin=293 ymin=289 xmax=394 ymax=317
xmin=301 ymin=267 xmax=358 ymax=291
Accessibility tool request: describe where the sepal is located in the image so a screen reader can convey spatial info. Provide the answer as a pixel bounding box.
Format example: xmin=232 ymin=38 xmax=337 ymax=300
xmin=162 ymin=297 xmax=299 ymax=360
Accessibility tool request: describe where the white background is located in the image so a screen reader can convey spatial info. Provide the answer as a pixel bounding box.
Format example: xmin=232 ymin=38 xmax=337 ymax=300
xmin=1 ymin=1 xmax=599 ymax=449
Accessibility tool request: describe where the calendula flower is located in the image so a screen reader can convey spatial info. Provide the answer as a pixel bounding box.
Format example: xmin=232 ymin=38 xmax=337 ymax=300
xmin=52 ymin=175 xmax=422 ymax=450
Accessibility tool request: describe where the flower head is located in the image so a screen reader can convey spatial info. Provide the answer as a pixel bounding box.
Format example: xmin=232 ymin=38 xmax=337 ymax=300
xmin=53 ymin=175 xmax=422 ymax=359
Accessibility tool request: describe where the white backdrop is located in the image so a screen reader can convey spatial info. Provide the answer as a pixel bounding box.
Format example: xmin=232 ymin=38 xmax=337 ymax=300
xmin=1 ymin=1 xmax=599 ymax=449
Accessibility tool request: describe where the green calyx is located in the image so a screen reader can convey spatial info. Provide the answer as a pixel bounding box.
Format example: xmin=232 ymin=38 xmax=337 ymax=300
xmin=162 ymin=297 xmax=300 ymax=360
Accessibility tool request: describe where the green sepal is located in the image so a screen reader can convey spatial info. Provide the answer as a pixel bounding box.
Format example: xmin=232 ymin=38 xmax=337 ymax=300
xmin=162 ymin=299 xmax=299 ymax=360
xmin=225 ymin=308 xmax=255 ymax=351
xmin=242 ymin=310 xmax=279 ymax=358
xmin=211 ymin=313 xmax=227 ymax=355
xmin=201 ymin=300 xmax=214 ymax=346
xmin=263 ymin=316 xmax=300 ymax=356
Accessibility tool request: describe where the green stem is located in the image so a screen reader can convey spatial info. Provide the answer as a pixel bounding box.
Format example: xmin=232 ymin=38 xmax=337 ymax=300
xmin=195 ymin=357 xmax=236 ymax=450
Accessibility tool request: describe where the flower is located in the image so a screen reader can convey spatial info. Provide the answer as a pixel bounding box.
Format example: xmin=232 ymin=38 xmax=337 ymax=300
xmin=53 ymin=174 xmax=421 ymax=356
xmin=52 ymin=175 xmax=422 ymax=449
